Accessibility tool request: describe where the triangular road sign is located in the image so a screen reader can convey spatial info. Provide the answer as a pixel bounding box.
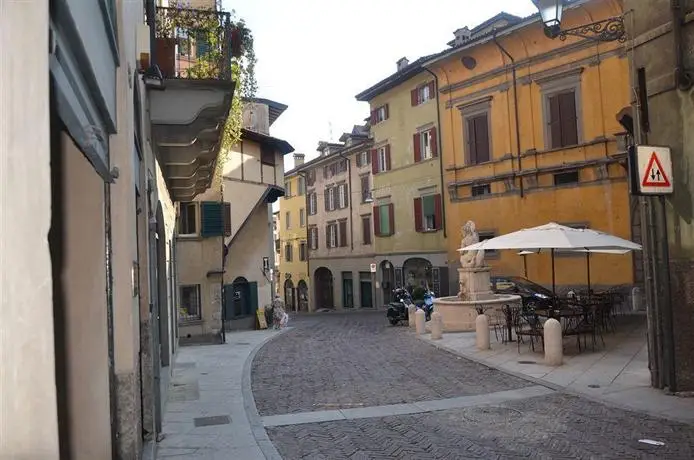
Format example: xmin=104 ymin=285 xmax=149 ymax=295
xmin=641 ymin=152 xmax=671 ymax=187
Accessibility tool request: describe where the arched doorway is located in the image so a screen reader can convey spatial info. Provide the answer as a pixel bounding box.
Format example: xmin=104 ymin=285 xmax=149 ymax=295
xmin=231 ymin=276 xmax=250 ymax=318
xmin=283 ymin=278 xmax=295 ymax=311
xmin=314 ymin=267 xmax=334 ymax=309
xmin=297 ymin=280 xmax=309 ymax=311
xmin=402 ymin=257 xmax=433 ymax=290
xmin=380 ymin=260 xmax=395 ymax=304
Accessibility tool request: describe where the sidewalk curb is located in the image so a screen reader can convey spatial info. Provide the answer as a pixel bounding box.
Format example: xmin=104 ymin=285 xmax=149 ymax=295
xmin=416 ymin=333 xmax=694 ymax=427
xmin=242 ymin=328 xmax=292 ymax=460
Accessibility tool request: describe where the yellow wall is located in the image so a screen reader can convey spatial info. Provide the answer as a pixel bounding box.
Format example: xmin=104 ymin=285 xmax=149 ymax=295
xmin=429 ymin=0 xmax=635 ymax=289
xmin=369 ymin=72 xmax=446 ymax=255
xmin=278 ymin=173 xmax=309 ymax=293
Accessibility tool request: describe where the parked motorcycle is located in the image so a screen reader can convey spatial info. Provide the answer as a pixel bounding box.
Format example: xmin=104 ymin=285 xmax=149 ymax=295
xmin=386 ymin=287 xmax=414 ymax=326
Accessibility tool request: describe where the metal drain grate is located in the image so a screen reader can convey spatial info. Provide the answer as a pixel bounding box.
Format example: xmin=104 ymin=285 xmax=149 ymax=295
xmin=234 ymin=342 xmax=251 ymax=346
xmin=194 ymin=415 xmax=231 ymax=427
xmin=517 ymin=360 xmax=537 ymax=364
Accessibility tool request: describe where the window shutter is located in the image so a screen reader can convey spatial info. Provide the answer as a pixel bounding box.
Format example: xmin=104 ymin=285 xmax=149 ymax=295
xmin=549 ymin=95 xmax=562 ymax=149
xmin=339 ymin=221 xmax=347 ymax=247
xmin=388 ymin=203 xmax=395 ymax=236
xmin=385 ymin=144 xmax=391 ymax=171
xmin=474 ymin=115 xmax=490 ymax=163
xmin=371 ymin=149 xmax=378 ymax=174
xmin=434 ymin=194 xmax=443 ymax=230
xmin=384 ymin=104 xmax=389 ymax=120
xmin=413 ymin=133 xmax=422 ymax=163
xmin=370 ymin=110 xmax=377 ymax=124
xmin=559 ymin=91 xmax=578 ymax=146
xmin=467 ymin=117 xmax=477 ymax=164
xmin=356 ymin=153 xmax=362 ymax=167
xmin=200 ymin=201 xmax=224 ymax=237
xmin=223 ymin=202 xmax=232 ymax=236
xmin=414 ymin=197 xmax=423 ymax=232
xmin=411 ymin=88 xmax=418 ymax=106
xmin=428 ymin=81 xmax=435 ymax=96
xmin=430 ymin=127 xmax=438 ymax=157
xmin=324 ymin=188 xmax=329 ymax=211
xmin=343 ymin=184 xmax=349 ymax=208
xmin=373 ymin=206 xmax=381 ymax=237
xmin=325 ymin=226 xmax=331 ymax=248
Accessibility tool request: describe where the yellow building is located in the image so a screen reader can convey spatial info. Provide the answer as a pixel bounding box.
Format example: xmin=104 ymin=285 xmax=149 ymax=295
xmin=278 ymin=154 xmax=310 ymax=311
xmin=425 ymin=0 xmax=636 ymax=292
xmin=356 ymin=57 xmax=449 ymax=306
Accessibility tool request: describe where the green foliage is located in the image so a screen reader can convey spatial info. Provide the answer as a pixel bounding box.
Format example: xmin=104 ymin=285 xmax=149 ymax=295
xmin=411 ymin=287 xmax=426 ymax=302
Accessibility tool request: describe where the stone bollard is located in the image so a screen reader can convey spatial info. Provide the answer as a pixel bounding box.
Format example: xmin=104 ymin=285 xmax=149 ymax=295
xmin=475 ymin=314 xmax=490 ymax=351
xmin=430 ymin=311 xmax=443 ymax=340
xmin=544 ymin=318 xmax=563 ymax=366
xmin=631 ymin=286 xmax=642 ymax=312
xmin=408 ymin=305 xmax=417 ymax=328
xmin=415 ymin=309 xmax=426 ymax=335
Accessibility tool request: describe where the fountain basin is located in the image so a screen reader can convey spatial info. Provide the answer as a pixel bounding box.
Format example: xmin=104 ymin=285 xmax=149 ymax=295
xmin=431 ymin=294 xmax=522 ymax=332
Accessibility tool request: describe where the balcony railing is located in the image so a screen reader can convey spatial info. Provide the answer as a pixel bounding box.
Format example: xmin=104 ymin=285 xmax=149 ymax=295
xmin=154 ymin=5 xmax=237 ymax=80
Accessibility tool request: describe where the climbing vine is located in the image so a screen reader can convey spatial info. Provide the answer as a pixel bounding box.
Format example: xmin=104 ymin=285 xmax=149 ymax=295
xmin=159 ymin=2 xmax=257 ymax=184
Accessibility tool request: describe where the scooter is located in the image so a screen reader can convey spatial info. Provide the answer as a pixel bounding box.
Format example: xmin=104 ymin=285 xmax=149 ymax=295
xmin=386 ymin=287 xmax=414 ymax=326
xmin=418 ymin=288 xmax=436 ymax=321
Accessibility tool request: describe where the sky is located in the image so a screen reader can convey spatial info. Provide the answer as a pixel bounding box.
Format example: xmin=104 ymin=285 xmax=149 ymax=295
xmin=224 ymin=0 xmax=540 ymax=172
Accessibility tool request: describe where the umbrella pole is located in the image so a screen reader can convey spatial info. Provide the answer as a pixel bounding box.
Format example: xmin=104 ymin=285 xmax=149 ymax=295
xmin=523 ymin=254 xmax=528 ymax=278
xmin=551 ymin=248 xmax=556 ymax=298
xmin=586 ymin=252 xmax=591 ymax=298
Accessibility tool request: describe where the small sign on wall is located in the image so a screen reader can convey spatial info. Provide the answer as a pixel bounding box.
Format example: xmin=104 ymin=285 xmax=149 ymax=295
xmin=256 ymin=307 xmax=267 ymax=330
xmin=370 ymin=263 xmax=377 ymax=273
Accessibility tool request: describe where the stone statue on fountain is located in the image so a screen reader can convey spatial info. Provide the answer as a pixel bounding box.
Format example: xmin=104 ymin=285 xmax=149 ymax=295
xmin=459 ymin=220 xmax=486 ymax=269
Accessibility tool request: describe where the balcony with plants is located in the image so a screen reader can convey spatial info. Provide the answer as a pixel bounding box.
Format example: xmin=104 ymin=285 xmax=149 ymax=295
xmin=148 ymin=2 xmax=257 ymax=202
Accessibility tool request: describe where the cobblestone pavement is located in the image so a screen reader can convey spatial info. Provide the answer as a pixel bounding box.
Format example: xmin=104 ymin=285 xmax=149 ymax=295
xmin=267 ymin=393 xmax=694 ymax=459
xmin=252 ymin=311 xmax=532 ymax=416
xmin=252 ymin=311 xmax=694 ymax=459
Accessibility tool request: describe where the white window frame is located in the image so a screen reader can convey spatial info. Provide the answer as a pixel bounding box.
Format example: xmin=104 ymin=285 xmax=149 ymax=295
xmin=309 ymin=192 xmax=317 ymax=215
xmin=328 ymin=224 xmax=337 ymax=248
xmin=338 ymin=184 xmax=347 ymax=209
xmin=327 ymin=187 xmax=335 ymax=211
xmin=378 ymin=146 xmax=387 ymax=173
xmin=178 ymin=202 xmax=199 ymax=236
xmin=376 ymin=106 xmax=387 ymax=122
xmin=421 ymin=130 xmax=432 ymax=160
xmin=360 ymin=151 xmax=369 ymax=167
xmin=309 ymin=227 xmax=318 ymax=249
xmin=418 ymin=84 xmax=431 ymax=104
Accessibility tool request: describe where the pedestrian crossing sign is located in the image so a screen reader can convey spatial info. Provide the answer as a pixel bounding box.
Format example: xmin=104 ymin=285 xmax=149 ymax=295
xmin=635 ymin=145 xmax=673 ymax=195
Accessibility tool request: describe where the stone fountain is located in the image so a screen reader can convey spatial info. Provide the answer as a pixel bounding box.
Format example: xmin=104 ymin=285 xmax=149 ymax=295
xmin=431 ymin=221 xmax=522 ymax=332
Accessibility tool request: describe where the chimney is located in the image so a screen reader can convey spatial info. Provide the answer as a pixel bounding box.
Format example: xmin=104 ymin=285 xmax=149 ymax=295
xmin=396 ymin=57 xmax=409 ymax=72
xmin=293 ymin=153 xmax=305 ymax=166
xmin=453 ymin=27 xmax=472 ymax=46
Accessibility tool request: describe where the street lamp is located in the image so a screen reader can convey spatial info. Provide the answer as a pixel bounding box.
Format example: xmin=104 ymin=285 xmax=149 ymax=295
xmin=532 ymin=0 xmax=627 ymax=42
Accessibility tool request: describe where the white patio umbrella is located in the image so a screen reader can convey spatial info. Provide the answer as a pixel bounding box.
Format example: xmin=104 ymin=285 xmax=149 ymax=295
xmin=461 ymin=223 xmax=641 ymax=295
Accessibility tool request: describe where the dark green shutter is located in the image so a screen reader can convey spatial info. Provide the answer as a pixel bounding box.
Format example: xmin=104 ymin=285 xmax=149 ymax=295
xmin=201 ymin=201 xmax=224 ymax=237
xmin=248 ymin=282 xmax=258 ymax=316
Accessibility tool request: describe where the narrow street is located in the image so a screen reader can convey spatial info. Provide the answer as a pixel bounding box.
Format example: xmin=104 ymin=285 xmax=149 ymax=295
xmin=251 ymin=312 xmax=694 ymax=459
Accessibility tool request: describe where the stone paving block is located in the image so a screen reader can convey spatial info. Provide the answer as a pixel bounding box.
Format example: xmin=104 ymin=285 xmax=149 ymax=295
xmin=251 ymin=312 xmax=532 ymax=416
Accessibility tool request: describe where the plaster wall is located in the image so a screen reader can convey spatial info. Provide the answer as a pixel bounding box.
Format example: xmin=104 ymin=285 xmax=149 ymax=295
xmin=277 ymin=173 xmax=308 ymax=294
xmin=0 ymin=1 xmax=59 ymax=456
xmin=429 ymin=0 xmax=634 ymax=290
xmin=61 ymin=133 xmax=113 ymax=459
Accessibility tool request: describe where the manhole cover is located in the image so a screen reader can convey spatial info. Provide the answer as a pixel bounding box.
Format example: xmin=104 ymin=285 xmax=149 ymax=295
xmin=588 ymin=384 xmax=601 ymax=388
xmin=194 ymin=415 xmax=231 ymax=427
xmin=462 ymin=406 xmax=523 ymax=424
xmin=518 ymin=360 xmax=537 ymax=364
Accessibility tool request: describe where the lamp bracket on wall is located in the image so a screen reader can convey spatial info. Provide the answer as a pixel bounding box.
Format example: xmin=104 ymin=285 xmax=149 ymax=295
xmin=550 ymin=16 xmax=627 ymax=43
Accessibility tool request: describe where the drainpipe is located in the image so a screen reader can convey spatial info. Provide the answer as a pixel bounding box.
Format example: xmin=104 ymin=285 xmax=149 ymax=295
xmin=220 ymin=181 xmax=226 ymax=344
xmin=298 ymin=171 xmax=310 ymax=312
xmin=493 ymin=34 xmax=524 ymax=198
xmin=103 ymin=182 xmax=118 ymax=460
xmin=672 ymin=0 xmax=693 ymax=91
xmin=338 ymin=152 xmax=355 ymax=249
xmin=423 ymin=68 xmax=448 ymax=238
